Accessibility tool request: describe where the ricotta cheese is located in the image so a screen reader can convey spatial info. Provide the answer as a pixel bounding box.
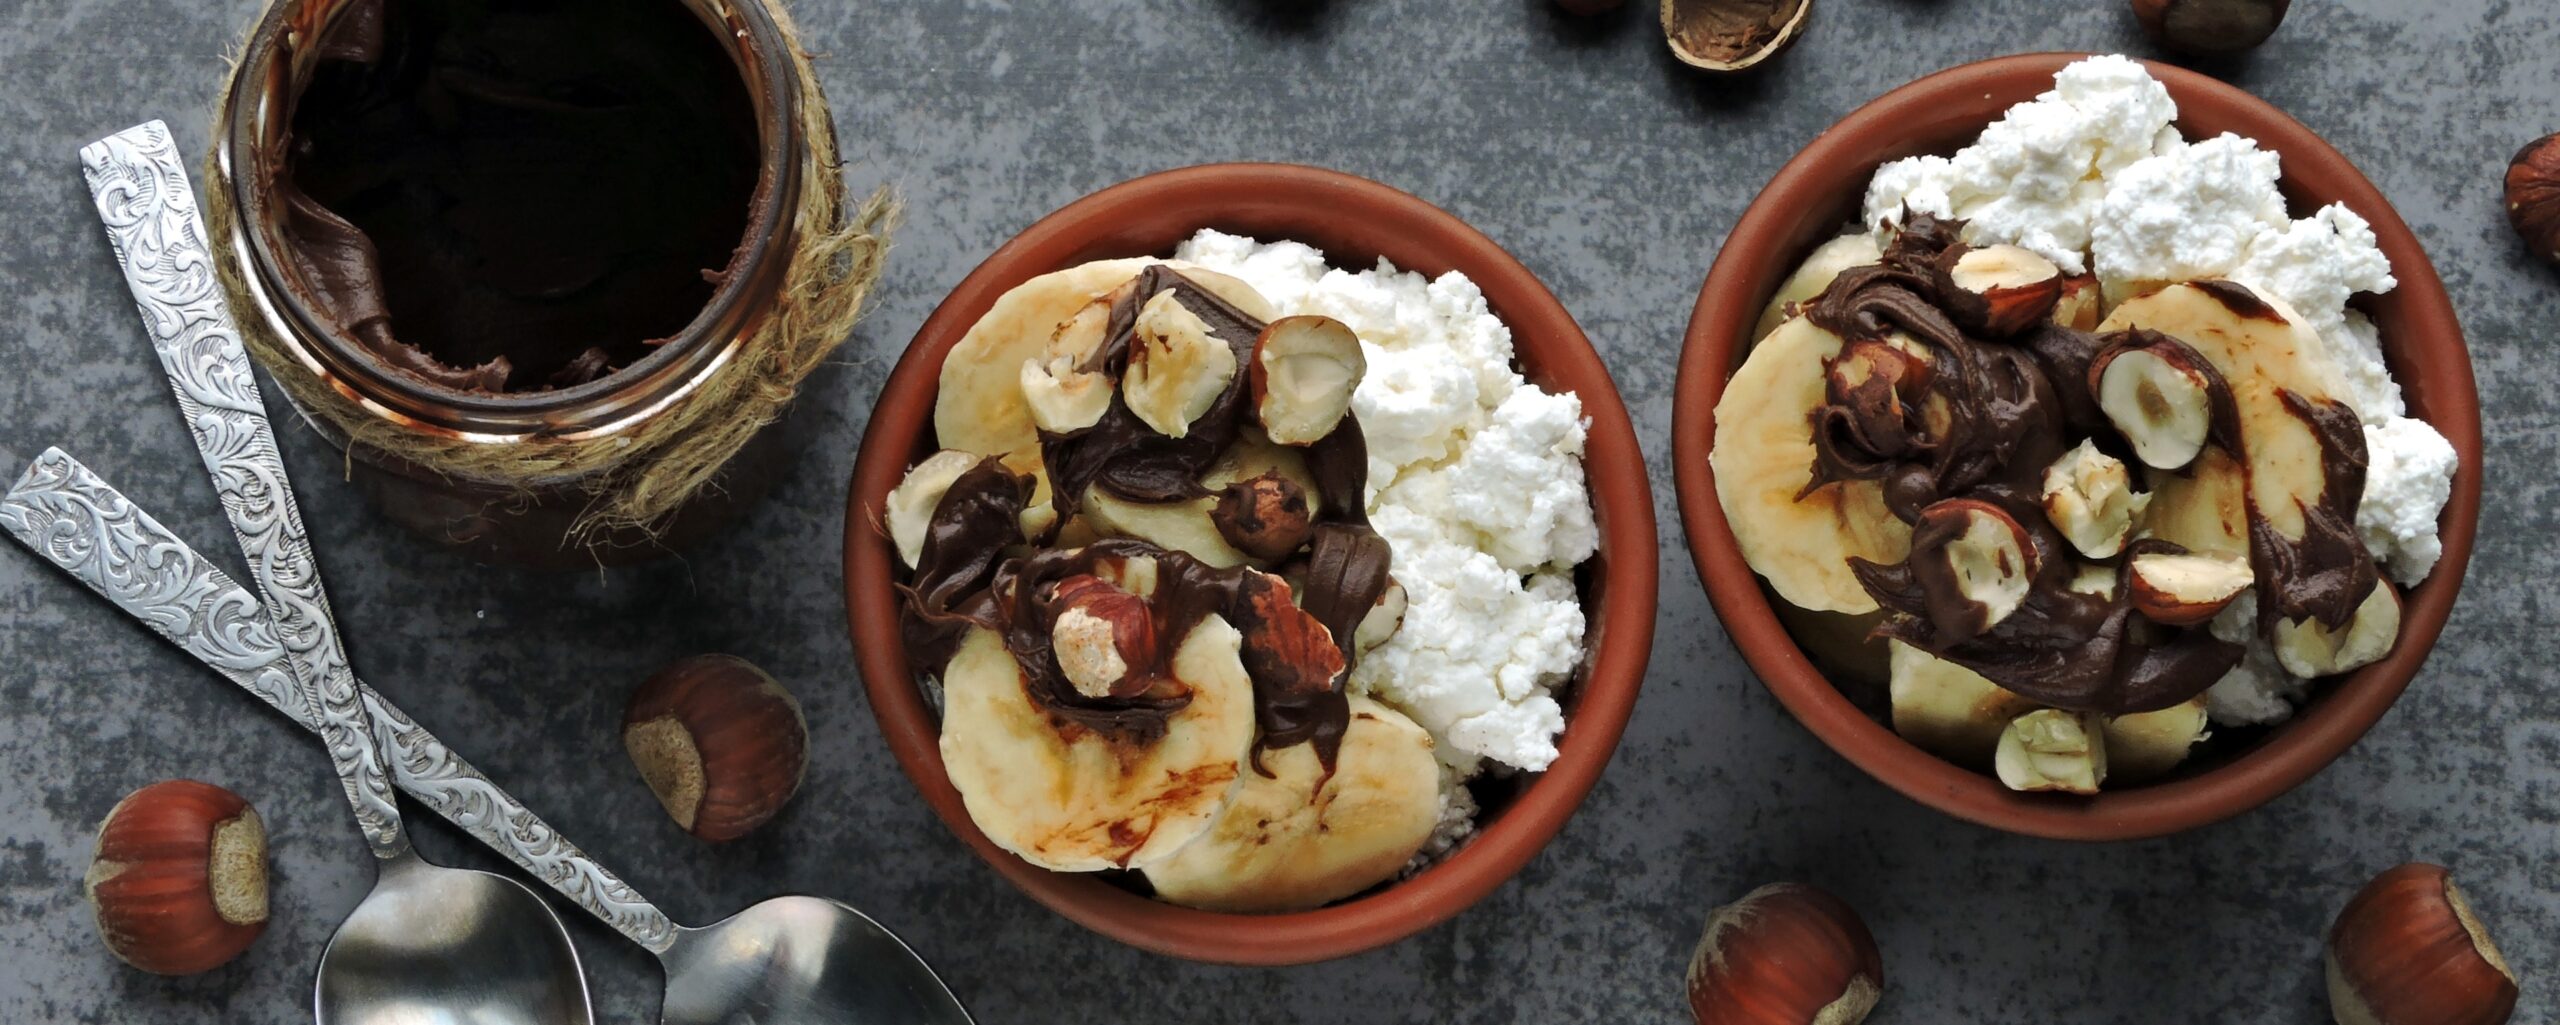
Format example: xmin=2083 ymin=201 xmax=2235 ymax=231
xmin=1173 ymin=230 xmax=1595 ymax=774
xmin=2360 ymin=415 xmax=2460 ymax=585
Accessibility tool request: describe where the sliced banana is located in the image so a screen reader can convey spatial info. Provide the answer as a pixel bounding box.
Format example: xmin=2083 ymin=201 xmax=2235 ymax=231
xmin=1711 ymin=317 xmax=1914 ymax=614
xmin=1888 ymin=640 xmax=2036 ymax=768
xmin=935 ymin=259 xmax=1276 ymax=457
xmin=1079 ymin=432 xmax=1321 ymax=570
xmin=885 ymin=450 xmax=987 ymax=569
xmin=938 ymin=622 xmax=1256 ymax=873
xmin=1754 ymin=234 xmax=1882 ymax=342
xmin=2139 ymin=447 xmax=2248 ymax=557
xmin=1143 ymin=696 xmax=1441 ymax=913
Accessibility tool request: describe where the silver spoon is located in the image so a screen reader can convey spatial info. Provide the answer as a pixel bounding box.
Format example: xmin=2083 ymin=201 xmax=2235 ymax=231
xmin=4 ymin=448 xmax=977 ymax=1025
xmin=80 ymin=123 xmax=591 ymax=1025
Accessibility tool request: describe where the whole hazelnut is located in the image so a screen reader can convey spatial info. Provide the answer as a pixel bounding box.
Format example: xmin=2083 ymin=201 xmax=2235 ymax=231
xmin=623 ymin=655 xmax=809 ymax=842
xmin=1048 ymin=575 xmax=1159 ymax=699
xmin=2506 ymin=132 xmax=2560 ymax=266
xmin=2131 ymin=0 xmax=2290 ymax=55
xmin=2326 ymin=863 xmax=2518 ymax=1025
xmin=1212 ymin=471 xmax=1315 ymax=563
xmin=1687 ymin=882 xmax=1882 ymax=1025
xmin=85 ymin=780 xmax=268 ymax=975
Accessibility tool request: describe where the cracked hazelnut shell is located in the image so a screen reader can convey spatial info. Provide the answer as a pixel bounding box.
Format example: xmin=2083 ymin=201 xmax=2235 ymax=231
xmin=623 ymin=654 xmax=809 ymax=842
xmin=1662 ymin=0 xmax=1810 ymax=73
xmin=2131 ymin=0 xmax=2290 ymax=55
xmin=85 ymin=780 xmax=268 ymax=975
xmin=2506 ymin=132 xmax=2560 ymax=267
xmin=1687 ymin=882 xmax=1881 ymax=1025
xmin=2327 ymin=863 xmax=2517 ymax=1025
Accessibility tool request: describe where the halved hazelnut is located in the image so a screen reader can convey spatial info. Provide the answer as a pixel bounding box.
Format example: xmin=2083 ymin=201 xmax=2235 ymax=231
xmin=1662 ymin=0 xmax=1812 ymax=73
xmin=86 ymin=780 xmax=268 ymax=975
xmin=2326 ymin=863 xmax=2518 ymax=1025
xmin=1994 ymin=709 xmax=2107 ymax=794
xmin=1250 ymin=316 xmax=1366 ymax=446
xmin=1020 ymin=357 xmax=1114 ymax=434
xmin=1910 ymin=499 xmax=2038 ymax=642
xmin=1686 ymin=882 xmax=1882 ymax=1025
xmin=1049 ymin=575 xmax=1160 ymax=699
xmin=623 ymin=655 xmax=809 ymax=842
xmin=2127 ymin=550 xmax=2252 ymax=626
xmin=2041 ymin=440 xmax=2149 ymax=559
xmin=2273 ymin=581 xmax=2401 ymax=678
xmin=1123 ymin=291 xmax=1238 ymax=438
xmin=1211 ymin=471 xmax=1315 ymax=563
xmin=1935 ymin=244 xmax=2065 ymax=338
xmin=884 ymin=450 xmax=986 ymax=569
xmin=2093 ymin=340 xmax=2216 ymax=470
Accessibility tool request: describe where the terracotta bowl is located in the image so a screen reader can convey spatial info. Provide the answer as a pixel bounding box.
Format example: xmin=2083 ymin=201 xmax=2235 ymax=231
xmin=846 ymin=164 xmax=1658 ymax=963
xmin=1671 ymin=54 xmax=2482 ymax=841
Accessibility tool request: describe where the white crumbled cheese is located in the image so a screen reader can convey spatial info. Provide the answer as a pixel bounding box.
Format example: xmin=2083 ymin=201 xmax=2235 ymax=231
xmin=1864 ymin=53 xmax=2179 ymax=275
xmin=2360 ymin=416 xmax=2460 ymax=585
xmin=2203 ymin=593 xmax=2309 ymax=726
xmin=1174 ymin=229 xmax=1594 ymax=774
xmin=1863 ymin=57 xmax=2462 ymax=724
xmin=2091 ymin=134 xmax=2290 ymax=297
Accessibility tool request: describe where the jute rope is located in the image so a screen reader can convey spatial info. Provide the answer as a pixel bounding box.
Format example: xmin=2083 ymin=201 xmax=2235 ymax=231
xmin=204 ymin=0 xmax=894 ymax=549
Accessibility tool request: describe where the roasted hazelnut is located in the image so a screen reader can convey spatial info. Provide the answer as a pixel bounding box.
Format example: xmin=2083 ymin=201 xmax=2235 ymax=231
xmin=2327 ymin=863 xmax=2518 ymax=1025
xmin=2127 ymin=549 xmax=2252 ymax=626
xmin=1212 ymin=471 xmax=1316 ymax=562
xmin=2506 ymin=132 xmax=2560 ymax=266
xmin=623 ymin=655 xmax=809 ymax=842
xmin=1234 ymin=572 xmax=1347 ymax=700
xmin=1048 ymin=575 xmax=1159 ymax=698
xmin=1662 ymin=0 xmax=1811 ymax=73
xmin=2131 ymin=0 xmax=2290 ymax=55
xmin=1250 ymin=316 xmax=1366 ymax=446
xmin=1687 ymin=882 xmax=1882 ymax=1024
xmin=85 ymin=780 xmax=268 ymax=975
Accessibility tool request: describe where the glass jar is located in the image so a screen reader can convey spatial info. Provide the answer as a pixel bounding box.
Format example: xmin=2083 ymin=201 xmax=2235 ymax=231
xmin=212 ymin=0 xmax=807 ymax=569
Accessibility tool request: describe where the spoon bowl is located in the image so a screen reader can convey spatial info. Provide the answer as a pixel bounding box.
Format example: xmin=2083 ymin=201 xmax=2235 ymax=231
xmin=657 ymin=896 xmax=972 ymax=1025
xmin=317 ymin=853 xmax=592 ymax=1025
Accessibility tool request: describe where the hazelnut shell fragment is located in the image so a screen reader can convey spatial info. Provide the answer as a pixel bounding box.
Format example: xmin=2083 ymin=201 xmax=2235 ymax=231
xmin=1662 ymin=0 xmax=1811 ymax=73
xmin=2505 ymin=132 xmax=2560 ymax=267
xmin=2131 ymin=0 xmax=2291 ymax=55
xmin=2326 ymin=863 xmax=2518 ymax=1025
xmin=85 ymin=779 xmax=269 ymax=975
xmin=1686 ymin=882 xmax=1882 ymax=1025
xmin=623 ymin=654 xmax=809 ymax=842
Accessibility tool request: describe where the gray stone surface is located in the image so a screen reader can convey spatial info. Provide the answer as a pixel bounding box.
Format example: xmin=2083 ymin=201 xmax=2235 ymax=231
xmin=1 ymin=0 xmax=2553 ymax=1021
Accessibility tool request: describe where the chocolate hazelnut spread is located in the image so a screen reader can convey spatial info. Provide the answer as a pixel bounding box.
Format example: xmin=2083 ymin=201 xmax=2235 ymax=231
xmin=1813 ymin=218 xmax=2273 ymax=714
xmin=901 ymin=266 xmax=1398 ymax=774
xmin=277 ymin=0 xmax=760 ymax=393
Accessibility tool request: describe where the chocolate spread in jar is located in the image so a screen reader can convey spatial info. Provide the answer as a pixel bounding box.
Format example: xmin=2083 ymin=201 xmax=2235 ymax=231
xmin=278 ymin=0 xmax=761 ymax=392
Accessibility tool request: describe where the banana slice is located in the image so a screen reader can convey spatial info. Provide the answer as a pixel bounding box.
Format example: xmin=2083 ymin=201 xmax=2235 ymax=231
xmin=938 ymin=621 xmax=1256 ymax=873
xmin=1888 ymin=640 xmax=2035 ymax=767
xmin=1079 ymin=431 xmax=1321 ymax=569
xmin=1754 ymin=234 xmax=1882 ymax=342
xmin=1711 ymin=317 xmax=1914 ymax=614
xmin=936 ymin=259 xmax=1277 ymax=457
xmin=2139 ymin=447 xmax=2248 ymax=558
xmin=1143 ymin=696 xmax=1441 ymax=913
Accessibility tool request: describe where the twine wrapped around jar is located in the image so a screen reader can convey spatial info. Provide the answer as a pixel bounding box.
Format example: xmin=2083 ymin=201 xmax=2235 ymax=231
xmin=203 ymin=0 xmax=893 ymax=550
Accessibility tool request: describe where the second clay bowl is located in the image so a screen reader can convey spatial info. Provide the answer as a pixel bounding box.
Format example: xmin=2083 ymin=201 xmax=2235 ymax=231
xmin=1672 ymin=54 xmax=2483 ymax=841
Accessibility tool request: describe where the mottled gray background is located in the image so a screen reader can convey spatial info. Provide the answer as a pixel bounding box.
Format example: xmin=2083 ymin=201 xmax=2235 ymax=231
xmin=1 ymin=0 xmax=2553 ymax=1022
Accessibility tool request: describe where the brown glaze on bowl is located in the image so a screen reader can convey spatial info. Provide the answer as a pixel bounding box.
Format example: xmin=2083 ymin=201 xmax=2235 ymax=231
xmin=1672 ymin=54 xmax=2482 ymax=840
xmin=846 ymin=164 xmax=1658 ymax=962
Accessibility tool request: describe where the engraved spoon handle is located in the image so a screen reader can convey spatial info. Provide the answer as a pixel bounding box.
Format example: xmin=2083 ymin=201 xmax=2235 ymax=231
xmin=79 ymin=121 xmax=405 ymax=860
xmin=1 ymin=448 xmax=684 ymax=953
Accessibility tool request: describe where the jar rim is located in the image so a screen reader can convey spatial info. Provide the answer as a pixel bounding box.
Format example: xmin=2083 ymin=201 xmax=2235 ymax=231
xmin=212 ymin=0 xmax=804 ymax=437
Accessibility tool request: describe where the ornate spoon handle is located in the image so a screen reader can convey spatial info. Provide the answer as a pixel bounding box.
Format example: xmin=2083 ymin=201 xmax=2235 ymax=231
xmin=2 ymin=448 xmax=681 ymax=952
xmin=79 ymin=121 xmax=405 ymax=860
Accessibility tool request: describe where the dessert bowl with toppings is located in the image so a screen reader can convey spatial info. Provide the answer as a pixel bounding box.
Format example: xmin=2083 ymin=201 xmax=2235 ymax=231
xmin=1673 ymin=54 xmax=2480 ymax=839
xmin=846 ymin=164 xmax=1655 ymax=962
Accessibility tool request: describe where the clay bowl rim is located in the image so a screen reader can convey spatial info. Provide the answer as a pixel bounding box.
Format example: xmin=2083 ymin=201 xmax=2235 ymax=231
xmin=845 ymin=162 xmax=1659 ymax=964
xmin=1669 ymin=53 xmax=2483 ymax=841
